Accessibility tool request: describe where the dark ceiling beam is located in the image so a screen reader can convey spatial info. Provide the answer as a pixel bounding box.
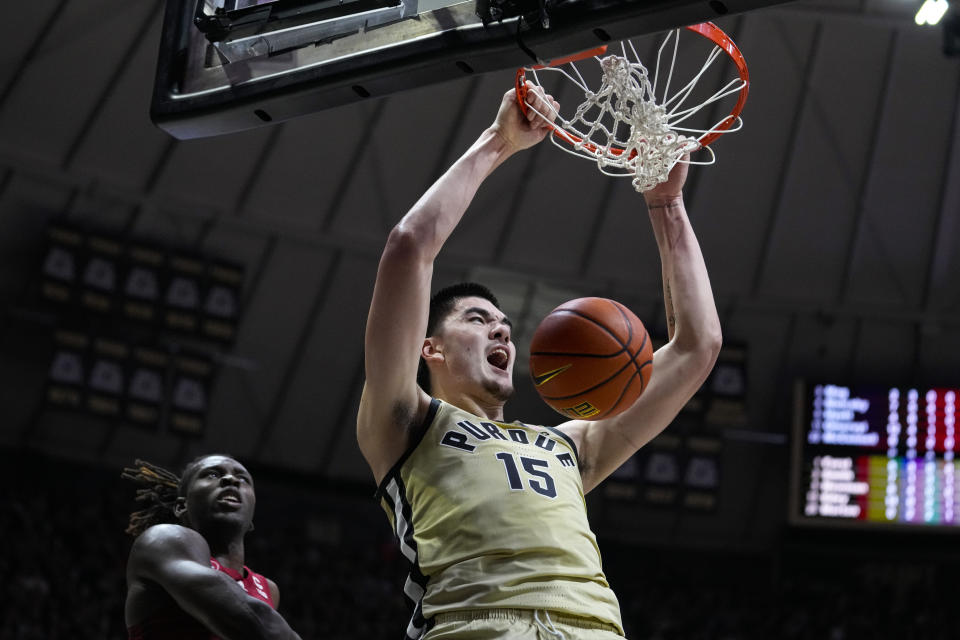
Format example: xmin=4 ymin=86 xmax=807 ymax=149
xmin=0 ymin=0 xmax=70 ymax=111
xmin=750 ymin=19 xmax=822 ymax=297
xmin=367 ymin=117 xmax=414 ymax=235
xmin=314 ymin=358 xmax=365 ymax=475
xmin=214 ymin=234 xmax=280 ymax=429
xmin=382 ymin=77 xmax=484 ymax=251
xmin=427 ymin=77 xmax=484 ymax=184
xmin=912 ymin=64 xmax=960 ymax=379
xmin=233 ymin=125 xmax=286 ymax=216
xmin=844 ymin=316 xmax=863 ymax=383
xmin=118 ymin=137 xmax=179 ymax=238
xmin=515 ymin=280 xmax=539 ymax=342
xmin=491 ymin=148 xmax=546 ymax=264
xmin=0 ymin=166 xmax=15 ymax=215
xmin=250 ymin=249 xmax=343 ymax=457
xmin=835 ymin=29 xmax=899 ymax=306
xmin=242 ymin=236 xmax=280 ymax=310
xmin=491 ymin=80 xmax=574 ymax=264
xmin=318 ymin=99 xmax=389 ymax=234
xmin=917 ymin=65 xmax=960 ymax=313
xmin=142 ymin=134 xmax=179 ymax=196
xmin=61 ymin=0 xmax=164 ymax=171
xmin=577 ymin=178 xmax=617 ymax=277
xmin=683 ymin=13 xmax=748 ymax=214
xmin=194 ymin=122 xmax=286 ymax=249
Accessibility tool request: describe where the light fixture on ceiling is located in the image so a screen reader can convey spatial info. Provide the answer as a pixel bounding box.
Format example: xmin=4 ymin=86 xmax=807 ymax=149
xmin=916 ymin=0 xmax=950 ymax=25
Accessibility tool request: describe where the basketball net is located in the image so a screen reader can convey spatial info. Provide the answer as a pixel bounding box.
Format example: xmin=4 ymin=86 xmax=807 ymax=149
xmin=516 ymin=23 xmax=749 ymax=192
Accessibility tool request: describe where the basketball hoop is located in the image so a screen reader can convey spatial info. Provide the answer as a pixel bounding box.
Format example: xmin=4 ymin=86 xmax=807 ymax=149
xmin=516 ymin=22 xmax=749 ymax=192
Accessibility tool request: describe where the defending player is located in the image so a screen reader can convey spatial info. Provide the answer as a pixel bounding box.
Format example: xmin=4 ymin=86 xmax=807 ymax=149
xmin=357 ymin=84 xmax=721 ymax=639
xmin=122 ymin=455 xmax=302 ymax=640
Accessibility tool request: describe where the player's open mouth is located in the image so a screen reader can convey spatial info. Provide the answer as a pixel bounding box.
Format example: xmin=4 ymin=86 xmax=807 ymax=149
xmin=487 ymin=347 xmax=509 ymax=371
xmin=217 ymin=489 xmax=242 ymax=505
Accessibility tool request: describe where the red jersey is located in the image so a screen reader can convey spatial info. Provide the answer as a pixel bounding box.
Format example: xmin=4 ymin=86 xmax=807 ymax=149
xmin=128 ymin=558 xmax=275 ymax=640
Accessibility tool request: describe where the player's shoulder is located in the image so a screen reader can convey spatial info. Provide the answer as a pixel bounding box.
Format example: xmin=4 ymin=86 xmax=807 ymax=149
xmin=130 ymin=524 xmax=210 ymax=564
xmin=359 ymin=387 xmax=436 ymax=484
xmin=265 ymin=576 xmax=280 ymax=605
xmin=547 ymin=419 xmax=587 ymax=448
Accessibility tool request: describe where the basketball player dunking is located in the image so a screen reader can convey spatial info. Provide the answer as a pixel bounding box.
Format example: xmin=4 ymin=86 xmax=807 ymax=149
xmin=358 ymin=84 xmax=721 ymax=639
xmin=122 ymin=455 xmax=301 ymax=640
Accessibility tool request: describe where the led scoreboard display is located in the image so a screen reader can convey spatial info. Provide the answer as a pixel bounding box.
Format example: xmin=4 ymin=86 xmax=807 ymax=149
xmin=791 ymin=382 xmax=960 ymax=529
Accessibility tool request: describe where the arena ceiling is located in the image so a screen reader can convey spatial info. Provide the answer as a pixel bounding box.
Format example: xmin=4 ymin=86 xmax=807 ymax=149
xmin=1 ymin=0 xmax=959 ymax=544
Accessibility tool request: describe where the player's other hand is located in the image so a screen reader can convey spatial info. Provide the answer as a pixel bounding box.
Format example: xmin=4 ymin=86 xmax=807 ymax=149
xmin=643 ymin=153 xmax=689 ymax=206
xmin=491 ymin=81 xmax=560 ymax=153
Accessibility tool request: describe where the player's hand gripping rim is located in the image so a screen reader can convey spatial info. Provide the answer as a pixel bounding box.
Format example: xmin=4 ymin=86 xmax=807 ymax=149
xmin=491 ymin=81 xmax=560 ymax=153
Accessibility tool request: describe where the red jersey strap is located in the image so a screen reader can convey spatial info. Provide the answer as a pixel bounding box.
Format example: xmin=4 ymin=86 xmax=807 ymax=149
xmin=128 ymin=559 xmax=275 ymax=640
xmin=209 ymin=558 xmax=275 ymax=608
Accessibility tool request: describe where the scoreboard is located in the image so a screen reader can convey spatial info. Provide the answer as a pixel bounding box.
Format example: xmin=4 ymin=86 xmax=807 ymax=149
xmin=791 ymin=381 xmax=959 ymax=529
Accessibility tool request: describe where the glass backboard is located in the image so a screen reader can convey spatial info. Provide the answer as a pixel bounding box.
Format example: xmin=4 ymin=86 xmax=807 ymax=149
xmin=152 ymin=0 xmax=792 ymax=139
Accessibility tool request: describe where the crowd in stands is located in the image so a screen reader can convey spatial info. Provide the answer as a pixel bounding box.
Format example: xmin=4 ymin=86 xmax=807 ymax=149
xmin=2 ymin=452 xmax=958 ymax=639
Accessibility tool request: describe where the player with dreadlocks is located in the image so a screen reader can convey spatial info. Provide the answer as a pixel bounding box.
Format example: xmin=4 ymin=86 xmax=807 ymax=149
xmin=122 ymin=454 xmax=301 ymax=640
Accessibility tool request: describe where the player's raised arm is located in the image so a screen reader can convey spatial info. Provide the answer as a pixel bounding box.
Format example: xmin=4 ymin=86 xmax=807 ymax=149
xmin=561 ymin=159 xmax=723 ymax=493
xmin=127 ymin=525 xmax=301 ymax=640
xmin=357 ymin=85 xmax=558 ymax=484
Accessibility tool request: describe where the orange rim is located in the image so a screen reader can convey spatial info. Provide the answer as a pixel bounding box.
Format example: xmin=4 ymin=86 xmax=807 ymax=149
xmin=514 ymin=22 xmax=749 ymax=153
xmin=515 ymin=45 xmax=607 ymax=118
xmin=686 ymin=22 xmax=749 ymax=147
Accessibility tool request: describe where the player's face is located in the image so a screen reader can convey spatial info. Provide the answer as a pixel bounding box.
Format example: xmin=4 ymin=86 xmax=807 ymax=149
xmin=182 ymin=455 xmax=256 ymax=534
xmin=434 ymin=296 xmax=515 ymax=400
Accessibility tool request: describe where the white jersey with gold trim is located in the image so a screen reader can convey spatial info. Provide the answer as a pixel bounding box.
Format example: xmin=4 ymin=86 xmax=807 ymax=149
xmin=376 ymin=399 xmax=623 ymax=639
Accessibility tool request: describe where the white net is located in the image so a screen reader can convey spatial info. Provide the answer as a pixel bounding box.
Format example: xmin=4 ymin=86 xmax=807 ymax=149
xmin=521 ymin=27 xmax=747 ymax=192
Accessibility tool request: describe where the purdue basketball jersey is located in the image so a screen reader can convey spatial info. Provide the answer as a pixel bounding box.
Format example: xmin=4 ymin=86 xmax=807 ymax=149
xmin=376 ymin=399 xmax=623 ymax=639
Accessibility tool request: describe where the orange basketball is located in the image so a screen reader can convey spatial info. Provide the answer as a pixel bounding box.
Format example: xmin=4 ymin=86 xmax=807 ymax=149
xmin=529 ymin=297 xmax=653 ymax=421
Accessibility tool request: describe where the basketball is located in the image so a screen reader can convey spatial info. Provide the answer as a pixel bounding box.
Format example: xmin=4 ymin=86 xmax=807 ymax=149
xmin=529 ymin=297 xmax=653 ymax=421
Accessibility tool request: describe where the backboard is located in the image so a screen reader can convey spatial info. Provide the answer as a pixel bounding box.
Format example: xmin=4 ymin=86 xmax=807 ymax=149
xmin=151 ymin=0 xmax=794 ymax=139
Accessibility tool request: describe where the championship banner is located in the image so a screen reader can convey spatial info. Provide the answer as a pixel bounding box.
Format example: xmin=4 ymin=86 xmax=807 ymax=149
xmin=39 ymin=223 xmax=244 ymax=345
xmin=40 ymin=225 xmax=83 ymax=307
xmin=677 ymin=344 xmax=747 ymax=511
xmin=600 ymin=344 xmax=744 ymax=511
xmin=86 ymin=338 xmax=127 ymax=418
xmin=201 ymin=261 xmax=243 ymax=343
xmin=46 ymin=330 xmax=88 ymax=410
xmin=681 ymin=435 xmax=722 ymax=512
xmin=603 ymin=455 xmax=640 ymax=501
xmin=123 ymin=244 xmax=165 ymax=325
xmin=164 ymin=254 xmax=204 ymax=335
xmin=641 ymin=433 xmax=683 ymax=507
xmin=704 ymin=344 xmax=748 ymax=428
xmin=36 ymin=225 xmax=235 ymax=436
xmin=126 ymin=346 xmax=168 ymax=428
xmin=80 ymin=234 xmax=122 ymax=315
xmin=44 ymin=330 xmax=215 ymax=437
xmin=168 ymin=352 xmax=214 ymax=437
